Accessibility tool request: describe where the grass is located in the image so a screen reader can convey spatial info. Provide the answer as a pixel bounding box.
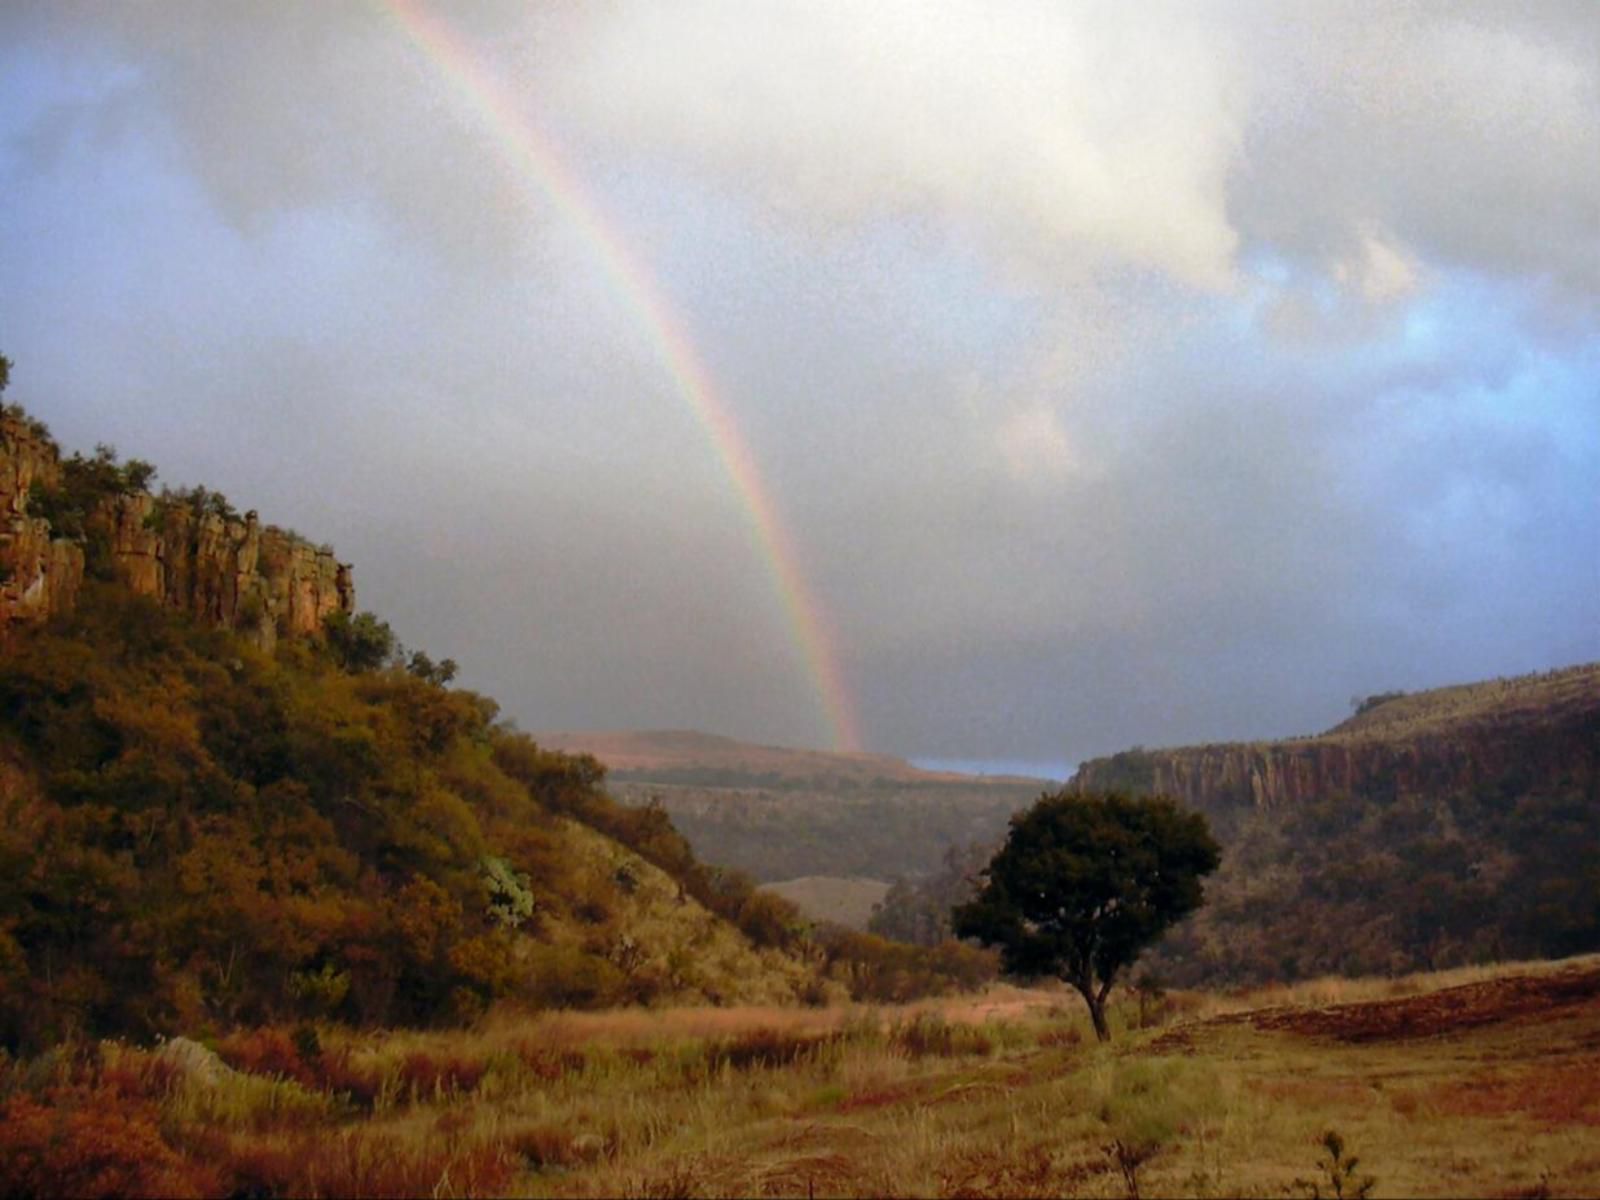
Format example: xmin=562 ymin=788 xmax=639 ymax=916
xmin=3 ymin=954 xmax=1596 ymax=1197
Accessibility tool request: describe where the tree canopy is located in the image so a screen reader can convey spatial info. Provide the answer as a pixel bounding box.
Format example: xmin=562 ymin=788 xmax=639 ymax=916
xmin=953 ymin=790 xmax=1220 ymax=1040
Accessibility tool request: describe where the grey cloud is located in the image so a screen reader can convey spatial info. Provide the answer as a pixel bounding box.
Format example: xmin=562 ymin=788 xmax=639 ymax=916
xmin=3 ymin=2 xmax=1595 ymax=766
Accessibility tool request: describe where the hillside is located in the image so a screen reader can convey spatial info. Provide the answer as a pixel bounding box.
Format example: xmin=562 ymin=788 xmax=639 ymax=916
xmin=869 ymin=667 xmax=1600 ymax=984
xmin=0 ymin=405 xmax=836 ymax=1048
xmin=1069 ymin=664 xmax=1600 ymax=824
xmin=538 ymin=729 xmax=1046 ymax=887
xmin=763 ymin=876 xmax=890 ymax=930
xmin=1069 ymin=666 xmax=1600 ymax=984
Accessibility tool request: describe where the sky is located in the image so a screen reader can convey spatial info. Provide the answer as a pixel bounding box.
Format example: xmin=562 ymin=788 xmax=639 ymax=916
xmin=2 ymin=1 xmax=1596 ymax=774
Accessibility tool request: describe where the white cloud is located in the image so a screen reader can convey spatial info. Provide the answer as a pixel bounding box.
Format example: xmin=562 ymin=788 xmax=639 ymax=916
xmin=554 ymin=1 xmax=1243 ymax=291
xmin=1334 ymin=226 xmax=1420 ymax=305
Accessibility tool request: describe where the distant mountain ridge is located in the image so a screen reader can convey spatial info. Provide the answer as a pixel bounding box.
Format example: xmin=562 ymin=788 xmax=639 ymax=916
xmin=535 ymin=728 xmax=1049 ymax=788
xmin=536 ymin=729 xmax=1048 ymax=891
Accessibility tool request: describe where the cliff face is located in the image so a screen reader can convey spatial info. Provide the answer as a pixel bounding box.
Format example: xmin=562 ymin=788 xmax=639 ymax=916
xmin=0 ymin=413 xmax=353 ymax=647
xmin=1069 ymin=664 xmax=1600 ymax=819
xmin=0 ymin=417 xmax=84 ymax=627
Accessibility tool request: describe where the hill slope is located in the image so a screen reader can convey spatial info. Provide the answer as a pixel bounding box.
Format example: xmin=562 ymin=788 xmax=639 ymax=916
xmin=1067 ymin=666 xmax=1600 ymax=983
xmin=870 ymin=667 xmax=1599 ymax=983
xmin=1070 ymin=664 xmax=1600 ymax=824
xmin=0 ymin=407 xmax=822 ymax=1049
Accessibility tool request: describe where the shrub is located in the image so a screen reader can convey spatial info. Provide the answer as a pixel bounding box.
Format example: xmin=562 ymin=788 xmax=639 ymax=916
xmin=0 ymin=1085 xmax=214 ymax=1199
xmin=221 ymin=1128 xmax=515 ymax=1199
xmin=1295 ymin=1129 xmax=1376 ymax=1200
xmin=702 ymin=1028 xmax=840 ymax=1073
xmin=890 ymin=1013 xmax=993 ymax=1059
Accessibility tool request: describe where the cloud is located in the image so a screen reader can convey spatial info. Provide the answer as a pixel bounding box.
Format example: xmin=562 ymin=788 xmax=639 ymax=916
xmin=994 ymin=405 xmax=1079 ymax=485
xmin=3 ymin=1 xmax=1596 ymax=765
xmin=12 ymin=2 xmax=1597 ymax=308
xmin=553 ymin=1 xmax=1243 ymax=291
xmin=1334 ymin=227 xmax=1420 ymax=306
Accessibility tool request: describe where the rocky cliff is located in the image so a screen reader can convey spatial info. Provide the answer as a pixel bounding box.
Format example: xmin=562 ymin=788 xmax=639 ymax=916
xmin=1069 ymin=664 xmax=1600 ymax=820
xmin=0 ymin=412 xmax=353 ymax=647
xmin=0 ymin=416 xmax=84 ymax=627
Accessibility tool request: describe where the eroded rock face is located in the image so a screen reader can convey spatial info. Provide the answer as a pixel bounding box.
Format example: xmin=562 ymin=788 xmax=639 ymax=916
xmin=96 ymin=494 xmax=355 ymax=649
xmin=0 ymin=415 xmax=84 ymax=631
xmin=1069 ymin=667 xmax=1600 ymax=822
xmin=0 ymin=413 xmax=354 ymax=647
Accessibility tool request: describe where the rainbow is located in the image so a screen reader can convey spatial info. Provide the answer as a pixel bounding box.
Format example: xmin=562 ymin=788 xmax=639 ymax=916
xmin=380 ymin=0 xmax=862 ymax=752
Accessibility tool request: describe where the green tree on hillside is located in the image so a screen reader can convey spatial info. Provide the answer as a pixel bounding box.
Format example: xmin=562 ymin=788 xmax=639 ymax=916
xmin=954 ymin=790 xmax=1220 ymax=1041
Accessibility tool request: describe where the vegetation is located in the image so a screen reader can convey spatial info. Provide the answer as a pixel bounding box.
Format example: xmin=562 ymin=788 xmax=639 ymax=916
xmin=1149 ymin=780 xmax=1600 ymax=986
xmin=0 ymin=586 xmax=1001 ymax=1051
xmin=0 ymin=580 xmax=839 ymax=1049
xmin=26 ymin=443 xmax=156 ymax=547
xmin=0 ymin=955 xmax=1594 ymax=1197
xmin=869 ymin=840 xmax=994 ymax=945
xmin=954 ymin=791 xmax=1221 ymax=1041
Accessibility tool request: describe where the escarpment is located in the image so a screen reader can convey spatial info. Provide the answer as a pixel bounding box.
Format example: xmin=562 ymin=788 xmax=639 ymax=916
xmin=0 ymin=417 xmax=83 ymax=624
xmin=1069 ymin=664 xmax=1600 ymax=822
xmin=0 ymin=411 xmax=353 ymax=646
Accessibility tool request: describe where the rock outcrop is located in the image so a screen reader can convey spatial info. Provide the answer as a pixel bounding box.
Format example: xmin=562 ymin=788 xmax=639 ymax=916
xmin=0 ymin=415 xmax=84 ymax=629
xmin=0 ymin=411 xmax=353 ymax=647
xmin=1069 ymin=664 xmax=1600 ymax=821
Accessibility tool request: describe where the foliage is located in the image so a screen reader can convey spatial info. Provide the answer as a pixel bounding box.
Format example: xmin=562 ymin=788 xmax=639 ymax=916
xmin=868 ymin=839 xmax=995 ymax=945
xmin=25 ymin=443 xmax=156 ymax=565
xmin=954 ymin=790 xmax=1220 ymax=1040
xmin=322 ymin=609 xmax=398 ymax=672
xmin=1295 ymin=1130 xmax=1377 ymax=1200
xmin=812 ymin=925 xmax=998 ymax=1002
xmin=0 ymin=352 xmax=10 ymax=395
xmin=0 ymin=581 xmax=818 ymax=1049
xmin=1349 ymin=689 xmax=1407 ymax=717
xmin=407 ymin=649 xmax=459 ymax=686
xmin=1147 ymin=782 xmax=1600 ymax=986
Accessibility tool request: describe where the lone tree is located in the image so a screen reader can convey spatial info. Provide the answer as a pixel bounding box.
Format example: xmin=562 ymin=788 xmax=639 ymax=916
xmin=953 ymin=790 xmax=1220 ymax=1041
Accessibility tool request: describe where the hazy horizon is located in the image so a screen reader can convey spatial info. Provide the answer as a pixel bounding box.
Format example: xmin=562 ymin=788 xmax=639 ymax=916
xmin=3 ymin=2 xmax=1595 ymax=765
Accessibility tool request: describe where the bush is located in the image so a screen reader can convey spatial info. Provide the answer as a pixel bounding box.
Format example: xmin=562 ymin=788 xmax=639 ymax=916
xmin=0 ymin=1085 xmax=213 ymax=1199
xmin=322 ymin=610 xmax=397 ymax=672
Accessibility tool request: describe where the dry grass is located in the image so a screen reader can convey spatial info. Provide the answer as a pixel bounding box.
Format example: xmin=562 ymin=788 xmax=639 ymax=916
xmin=4 ymin=956 xmax=1598 ymax=1197
xmin=1185 ymin=952 xmax=1600 ymax=1021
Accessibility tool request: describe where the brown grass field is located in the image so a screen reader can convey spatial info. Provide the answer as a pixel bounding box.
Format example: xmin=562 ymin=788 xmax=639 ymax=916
xmin=4 ymin=955 xmax=1598 ymax=1198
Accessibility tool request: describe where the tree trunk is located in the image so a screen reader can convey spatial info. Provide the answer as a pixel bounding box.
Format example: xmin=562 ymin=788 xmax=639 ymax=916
xmin=1074 ymin=979 xmax=1112 ymax=1042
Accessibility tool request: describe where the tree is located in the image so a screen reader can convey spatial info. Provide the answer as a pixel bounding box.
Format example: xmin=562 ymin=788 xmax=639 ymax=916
xmin=953 ymin=790 xmax=1220 ymax=1041
xmin=322 ymin=610 xmax=396 ymax=673
xmin=0 ymin=353 xmax=11 ymax=396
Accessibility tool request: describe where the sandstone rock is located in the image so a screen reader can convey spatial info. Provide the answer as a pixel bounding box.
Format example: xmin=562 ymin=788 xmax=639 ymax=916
xmin=0 ymin=412 xmax=355 ymax=645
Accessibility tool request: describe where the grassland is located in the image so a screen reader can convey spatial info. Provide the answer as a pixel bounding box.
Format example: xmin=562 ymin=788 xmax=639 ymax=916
xmin=5 ymin=955 xmax=1596 ymax=1198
